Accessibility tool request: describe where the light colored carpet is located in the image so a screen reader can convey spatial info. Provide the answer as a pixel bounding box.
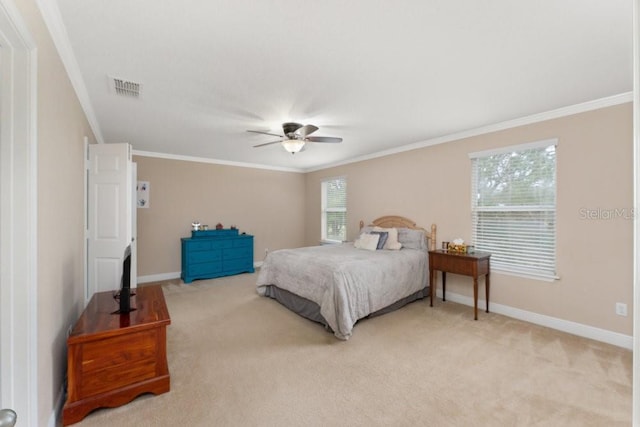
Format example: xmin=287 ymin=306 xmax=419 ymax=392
xmin=73 ymin=273 xmax=632 ymax=426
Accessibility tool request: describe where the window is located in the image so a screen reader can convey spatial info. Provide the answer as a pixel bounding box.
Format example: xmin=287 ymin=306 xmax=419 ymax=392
xmin=321 ymin=176 xmax=347 ymax=242
xmin=470 ymin=140 xmax=557 ymax=280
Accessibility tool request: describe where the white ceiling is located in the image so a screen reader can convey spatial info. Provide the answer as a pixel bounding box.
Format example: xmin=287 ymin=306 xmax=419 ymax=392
xmin=52 ymin=1 xmax=633 ymax=171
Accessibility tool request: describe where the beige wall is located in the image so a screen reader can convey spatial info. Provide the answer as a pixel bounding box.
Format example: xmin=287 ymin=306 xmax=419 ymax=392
xmin=306 ymin=103 xmax=633 ymax=336
xmin=14 ymin=0 xmax=97 ymax=425
xmin=134 ymin=156 xmax=306 ymax=276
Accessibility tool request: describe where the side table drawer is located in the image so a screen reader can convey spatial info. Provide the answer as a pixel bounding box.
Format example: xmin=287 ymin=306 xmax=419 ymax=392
xmin=433 ymin=257 xmax=475 ymax=275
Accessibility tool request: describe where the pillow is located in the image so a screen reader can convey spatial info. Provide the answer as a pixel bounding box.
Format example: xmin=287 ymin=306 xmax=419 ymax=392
xmin=354 ymin=233 xmax=380 ymax=251
xmin=397 ymin=228 xmax=428 ymax=250
xmin=370 ymin=231 xmax=388 ymax=250
xmin=372 ymin=226 xmax=402 ymax=250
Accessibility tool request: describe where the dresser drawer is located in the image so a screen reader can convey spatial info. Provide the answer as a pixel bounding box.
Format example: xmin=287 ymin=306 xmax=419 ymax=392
xmin=224 ymin=258 xmax=252 ymax=272
xmin=185 ymin=239 xmax=234 ymax=251
xmin=188 ymin=262 xmax=222 ymax=276
xmin=188 ymin=250 xmax=222 ymax=264
xmin=210 ymin=239 xmax=234 ymax=250
xmin=233 ymin=237 xmax=253 ymax=248
xmin=185 ymin=240 xmax=211 ymax=251
xmin=223 ymin=246 xmax=252 ymax=260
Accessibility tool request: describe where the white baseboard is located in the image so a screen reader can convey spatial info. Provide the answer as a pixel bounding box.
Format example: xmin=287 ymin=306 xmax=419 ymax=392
xmin=137 ymin=271 xmax=181 ymax=284
xmin=436 ymin=290 xmax=633 ymax=350
xmin=50 ymin=383 xmax=65 ymax=427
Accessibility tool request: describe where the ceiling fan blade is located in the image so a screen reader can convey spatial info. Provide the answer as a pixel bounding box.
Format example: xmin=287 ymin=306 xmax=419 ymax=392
xmin=253 ymin=140 xmax=282 ymax=148
xmin=306 ymin=136 xmax=342 ymax=143
xmin=282 ymin=122 xmax=303 ymax=135
xmin=295 ymin=124 xmax=319 ymax=138
xmin=247 ymin=130 xmax=284 ymax=138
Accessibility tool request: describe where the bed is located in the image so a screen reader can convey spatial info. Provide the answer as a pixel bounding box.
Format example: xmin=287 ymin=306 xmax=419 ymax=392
xmin=256 ymin=216 xmax=437 ymax=340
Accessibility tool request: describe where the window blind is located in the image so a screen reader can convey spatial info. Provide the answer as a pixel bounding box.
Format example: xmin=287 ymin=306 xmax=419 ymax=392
xmin=322 ymin=177 xmax=347 ymax=242
xmin=470 ymin=140 xmax=557 ymax=280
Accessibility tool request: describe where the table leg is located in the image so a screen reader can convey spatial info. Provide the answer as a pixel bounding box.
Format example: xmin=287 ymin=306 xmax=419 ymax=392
xmin=485 ymin=272 xmax=490 ymax=313
xmin=429 ymin=268 xmax=434 ymax=307
xmin=473 ymin=276 xmax=478 ymax=320
xmin=442 ymin=272 xmax=447 ymax=302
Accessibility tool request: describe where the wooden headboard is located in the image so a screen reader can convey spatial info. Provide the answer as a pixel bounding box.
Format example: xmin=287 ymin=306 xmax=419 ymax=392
xmin=359 ymin=215 xmax=437 ymax=251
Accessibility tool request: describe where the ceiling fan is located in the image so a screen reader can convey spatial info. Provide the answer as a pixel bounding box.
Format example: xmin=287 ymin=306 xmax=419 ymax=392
xmin=247 ymin=122 xmax=342 ymax=154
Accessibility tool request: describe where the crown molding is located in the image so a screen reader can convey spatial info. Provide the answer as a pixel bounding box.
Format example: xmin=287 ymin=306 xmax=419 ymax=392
xmin=136 ymin=91 xmax=632 ymax=174
xmin=307 ymin=92 xmax=633 ymax=172
xmin=36 ymin=0 xmax=104 ymax=144
xmin=132 ymin=150 xmax=304 ymax=173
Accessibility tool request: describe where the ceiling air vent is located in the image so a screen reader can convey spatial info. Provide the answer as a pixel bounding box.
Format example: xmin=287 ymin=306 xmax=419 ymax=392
xmin=110 ymin=76 xmax=141 ymax=98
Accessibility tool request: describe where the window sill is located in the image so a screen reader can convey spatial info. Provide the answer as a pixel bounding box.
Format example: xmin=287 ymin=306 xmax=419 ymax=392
xmin=493 ymin=268 xmax=560 ymax=282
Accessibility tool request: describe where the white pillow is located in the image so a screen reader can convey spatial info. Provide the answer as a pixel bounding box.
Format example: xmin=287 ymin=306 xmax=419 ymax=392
xmin=354 ymin=233 xmax=380 ymax=251
xmin=372 ymin=226 xmax=402 ymax=250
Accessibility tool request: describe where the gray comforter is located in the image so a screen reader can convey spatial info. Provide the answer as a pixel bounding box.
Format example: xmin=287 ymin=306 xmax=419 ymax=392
xmin=256 ymin=243 xmax=429 ymax=340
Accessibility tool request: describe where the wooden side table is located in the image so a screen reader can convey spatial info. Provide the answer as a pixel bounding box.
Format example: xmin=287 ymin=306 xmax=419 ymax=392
xmin=429 ymin=249 xmax=491 ymax=320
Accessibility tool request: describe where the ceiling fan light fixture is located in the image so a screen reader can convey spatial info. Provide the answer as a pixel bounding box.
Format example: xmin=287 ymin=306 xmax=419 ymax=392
xmin=281 ymin=139 xmax=305 ymax=154
xmin=248 ymin=122 xmax=341 ymax=153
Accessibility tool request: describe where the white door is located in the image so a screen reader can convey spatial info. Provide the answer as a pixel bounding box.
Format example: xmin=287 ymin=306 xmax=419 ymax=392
xmin=88 ymin=143 xmax=133 ymax=295
xmin=131 ymin=162 xmax=137 ymax=287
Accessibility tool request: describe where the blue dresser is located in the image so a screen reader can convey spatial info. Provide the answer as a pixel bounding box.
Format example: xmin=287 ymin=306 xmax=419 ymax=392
xmin=181 ymin=229 xmax=254 ymax=283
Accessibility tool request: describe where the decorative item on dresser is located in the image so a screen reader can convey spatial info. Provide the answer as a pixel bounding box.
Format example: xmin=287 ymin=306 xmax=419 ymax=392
xmin=181 ymin=228 xmax=254 ymax=283
xmin=62 ymin=285 xmax=171 ymax=425
xmin=256 ymin=215 xmax=436 ymax=340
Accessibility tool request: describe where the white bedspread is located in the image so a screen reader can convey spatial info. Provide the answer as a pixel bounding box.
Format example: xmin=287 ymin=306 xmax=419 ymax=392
xmin=256 ymin=243 xmax=429 ymax=340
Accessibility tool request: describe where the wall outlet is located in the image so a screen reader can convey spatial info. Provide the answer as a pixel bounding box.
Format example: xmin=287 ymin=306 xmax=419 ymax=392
xmin=615 ymin=302 xmax=627 ymax=316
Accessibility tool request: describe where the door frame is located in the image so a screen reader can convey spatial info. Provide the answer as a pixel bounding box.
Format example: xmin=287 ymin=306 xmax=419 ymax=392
xmin=0 ymin=1 xmax=38 ymax=425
